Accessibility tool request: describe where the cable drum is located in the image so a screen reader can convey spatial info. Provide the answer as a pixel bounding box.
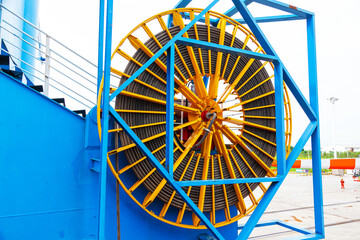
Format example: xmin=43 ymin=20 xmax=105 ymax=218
xmin=101 ymin=9 xmax=292 ymax=228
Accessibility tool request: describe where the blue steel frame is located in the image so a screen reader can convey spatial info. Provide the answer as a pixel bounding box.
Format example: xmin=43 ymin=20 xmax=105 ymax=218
xmin=97 ymin=0 xmax=324 ymax=239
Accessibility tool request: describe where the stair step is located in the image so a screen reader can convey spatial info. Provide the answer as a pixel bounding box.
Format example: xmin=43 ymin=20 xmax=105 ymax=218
xmin=29 ymin=85 xmax=44 ymax=93
xmin=0 ymin=55 xmax=10 ymax=69
xmin=73 ymin=110 xmax=86 ymax=118
xmin=1 ymin=69 xmax=23 ymax=81
xmin=52 ymin=98 xmax=66 ymax=107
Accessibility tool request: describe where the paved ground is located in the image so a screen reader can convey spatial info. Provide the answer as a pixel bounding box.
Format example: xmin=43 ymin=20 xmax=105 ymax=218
xmin=238 ymin=174 xmax=360 ymax=239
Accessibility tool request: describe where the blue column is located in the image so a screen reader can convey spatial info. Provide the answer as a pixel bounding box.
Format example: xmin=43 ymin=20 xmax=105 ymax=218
xmin=98 ymin=0 xmax=113 ymax=239
xmin=307 ymin=14 xmax=325 ymax=237
xmin=165 ymin=45 xmax=175 ymax=177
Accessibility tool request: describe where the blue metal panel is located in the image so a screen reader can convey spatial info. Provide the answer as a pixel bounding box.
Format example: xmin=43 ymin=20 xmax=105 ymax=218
xmin=307 ymin=14 xmax=325 ymax=238
xmin=0 ymin=72 xmax=99 ymax=239
xmin=98 ymin=0 xmax=114 ymax=239
xmin=274 ymin=61 xmax=285 ymax=176
xmin=165 ymin=45 xmax=175 ymax=177
xmin=110 ymin=0 xmax=220 ymax=102
xmin=176 ymin=37 xmax=277 ymax=61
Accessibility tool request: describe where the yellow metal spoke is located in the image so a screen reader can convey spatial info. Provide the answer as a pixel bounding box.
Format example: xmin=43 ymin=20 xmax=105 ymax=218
xmin=210 ymin=155 xmax=216 ymax=224
xmin=118 ymin=144 xmax=166 ymax=175
xmin=235 ymin=61 xmax=269 ymax=92
xmin=142 ymin=125 xmax=204 ymax=207
xmin=206 ymin=12 xmax=212 ymax=75
xmin=232 ymin=146 xmax=259 ymax=178
xmin=119 ymin=91 xmax=200 ymax=114
xmin=245 ymin=116 xmax=275 ymax=120
xmin=243 ymin=104 xmax=275 ymax=112
xmin=111 ymin=67 xmax=167 ymax=96
xmin=192 ymin=131 xmax=213 ymax=226
xmin=130 ymin=147 xmax=179 ymax=194
xmin=189 ymin=11 xmax=205 ymax=75
xmin=108 ymin=119 xmax=201 ymax=155
xmin=240 ymin=135 xmax=275 ymax=161
xmin=221 ymin=26 xmax=238 ymax=79
xmin=115 ymin=109 xmax=166 ymax=115
xmin=242 ymin=129 xmax=276 ymax=147
xmin=208 ymin=18 xmax=226 ymax=100
xmin=216 ymin=155 xmax=231 ymax=221
xmin=176 ymin=154 xmax=201 ymax=224
xmin=215 ymin=122 xmax=275 ymax=177
xmin=109 ymin=121 xmax=167 ymax=133
xmin=228 ymin=150 xmax=256 ymax=205
xmin=238 ymin=74 xmax=274 ymax=98
xmin=213 ymin=129 xmax=246 ymax=214
xmin=128 ymin=35 xmax=188 ymax=83
xmin=219 ymin=116 xmax=276 ymax=132
xmin=223 ymin=90 xmax=275 ymax=111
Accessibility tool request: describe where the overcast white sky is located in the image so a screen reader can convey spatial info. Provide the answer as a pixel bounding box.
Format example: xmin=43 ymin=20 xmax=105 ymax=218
xmin=38 ymin=0 xmax=360 ymax=151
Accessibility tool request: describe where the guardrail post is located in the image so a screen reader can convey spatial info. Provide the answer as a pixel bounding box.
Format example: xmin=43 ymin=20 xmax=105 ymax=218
xmin=44 ymin=34 xmax=50 ymax=96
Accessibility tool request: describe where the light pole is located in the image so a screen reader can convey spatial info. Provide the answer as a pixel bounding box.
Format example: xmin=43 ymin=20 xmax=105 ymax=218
xmin=328 ymin=97 xmax=339 ymax=158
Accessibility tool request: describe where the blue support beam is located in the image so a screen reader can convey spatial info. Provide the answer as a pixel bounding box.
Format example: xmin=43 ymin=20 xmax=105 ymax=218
xmin=252 ymin=0 xmax=314 ymax=18
xmin=165 ymin=45 xmax=175 ymax=177
xmin=108 ymin=106 xmax=225 ymax=240
xmin=177 ymin=177 xmax=281 ymax=187
xmin=96 ymin=0 xmax=105 ymax=95
xmin=176 ymin=37 xmax=277 ymax=62
xmin=110 ymin=0 xmax=220 ymax=102
xmin=307 ymin=14 xmax=325 ymax=238
xmin=234 ymin=14 xmax=304 ymax=24
xmin=274 ymin=61 xmax=285 ymax=176
xmin=98 ymin=0 xmax=113 ymax=239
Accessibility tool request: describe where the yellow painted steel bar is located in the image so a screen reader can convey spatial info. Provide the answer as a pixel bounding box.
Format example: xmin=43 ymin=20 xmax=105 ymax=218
xmin=128 ymin=35 xmax=188 ymax=83
xmin=245 ymin=116 xmax=276 ymax=120
xmin=176 ymin=154 xmax=201 ymax=224
xmin=213 ymin=129 xmax=246 ymax=214
xmin=172 ymin=12 xmax=209 ymax=100
xmin=142 ymin=125 xmax=204 ymax=207
xmin=210 ymin=155 xmax=216 ymax=224
xmin=129 ymin=147 xmax=179 ymax=193
xmin=240 ymin=135 xmax=275 ymax=161
xmin=223 ymin=90 xmax=275 ymax=111
xmin=232 ymin=146 xmax=259 ymax=178
xmin=243 ymin=104 xmax=275 ymax=112
xmin=111 ymin=67 xmax=167 ymax=96
xmin=157 ymin=16 xmax=193 ymax=80
xmin=219 ymin=117 xmax=276 ymax=132
xmin=192 ymin=131 xmax=213 ymax=226
xmin=108 ymin=118 xmax=201 ymax=155
xmin=205 ymin=12 xmax=212 ymax=75
xmin=216 ymin=155 xmax=231 ymax=221
xmin=215 ymin=122 xmax=275 ymax=177
xmin=119 ymin=91 xmax=200 ymax=114
xmin=239 ymin=74 xmax=274 ymax=98
xmin=208 ymin=18 xmax=226 ymax=99
xmin=221 ymin=25 xmax=238 ymax=79
xmin=235 ymin=61 xmax=269 ymax=92
xmin=109 ymin=121 xmax=167 ymax=133
xmin=115 ymin=109 xmax=166 ymax=114
xmin=142 ymin=23 xmax=193 ymax=81
xmin=217 ymin=57 xmax=257 ymax=104
xmin=228 ymin=150 xmax=256 ymax=205
xmin=189 ymin=11 xmax=205 ymax=75
xmin=117 ymin=144 xmax=166 ymax=175
xmin=225 ymin=34 xmax=251 ymax=83
xmin=242 ymin=129 xmax=276 ymax=147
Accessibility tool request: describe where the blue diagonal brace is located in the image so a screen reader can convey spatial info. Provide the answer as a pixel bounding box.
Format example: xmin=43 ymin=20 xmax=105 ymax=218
xmin=110 ymin=0 xmax=219 ymax=102
xmin=108 ymin=106 xmax=225 ymax=240
xmin=252 ymin=0 xmax=314 ymax=18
